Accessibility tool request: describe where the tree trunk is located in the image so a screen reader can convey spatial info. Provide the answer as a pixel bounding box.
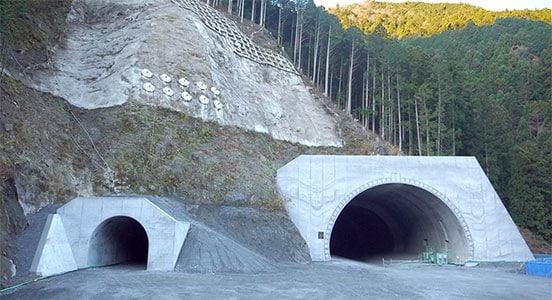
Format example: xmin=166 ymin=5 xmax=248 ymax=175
xmin=277 ymin=5 xmax=282 ymax=45
xmin=452 ymin=99 xmax=456 ymax=155
xmin=364 ymin=53 xmax=370 ymax=128
xmin=324 ymin=25 xmax=332 ymax=97
xmin=408 ymin=99 xmax=414 ymax=155
xmin=338 ymin=58 xmax=344 ymax=109
xmin=381 ymin=65 xmax=385 ymax=139
xmin=317 ymin=48 xmax=323 ymax=87
xmin=240 ymin=0 xmax=245 ymax=23
xmin=297 ymin=10 xmax=304 ymax=71
xmin=424 ymin=97 xmax=430 ymax=155
xmin=437 ymin=74 xmax=442 ymax=156
xmin=251 ymin=0 xmax=255 ymax=22
xmin=387 ymin=65 xmax=392 ymax=144
xmin=330 ymin=67 xmax=334 ymax=100
xmin=293 ymin=11 xmax=300 ymax=66
xmin=307 ymin=35 xmax=312 ymax=78
xmin=228 ymin=0 xmax=232 ymax=14
xmin=260 ymin=0 xmax=267 ymax=27
xmin=312 ymin=20 xmax=320 ymax=84
xmin=251 ymin=0 xmax=256 ymax=22
xmin=397 ymin=75 xmax=402 ymax=152
xmin=346 ymin=39 xmax=355 ymax=115
xmin=371 ymin=62 xmax=376 ymax=131
xmin=415 ymin=96 xmax=422 ymax=156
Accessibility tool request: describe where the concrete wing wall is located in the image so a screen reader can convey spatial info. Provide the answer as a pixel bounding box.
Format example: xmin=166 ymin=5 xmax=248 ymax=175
xmin=30 ymin=214 xmax=78 ymax=276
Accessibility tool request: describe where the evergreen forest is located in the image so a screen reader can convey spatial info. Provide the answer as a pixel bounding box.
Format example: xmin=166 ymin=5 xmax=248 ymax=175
xmin=330 ymin=1 xmax=551 ymax=38
xmin=217 ymin=0 xmax=551 ymax=243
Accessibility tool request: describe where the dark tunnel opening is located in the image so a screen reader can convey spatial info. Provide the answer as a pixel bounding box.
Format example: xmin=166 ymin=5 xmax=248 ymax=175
xmin=330 ymin=183 xmax=469 ymax=263
xmin=88 ymin=216 xmax=149 ymax=269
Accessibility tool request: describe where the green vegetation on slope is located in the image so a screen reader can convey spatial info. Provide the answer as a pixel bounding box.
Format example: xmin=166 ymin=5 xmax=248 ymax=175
xmin=0 ymin=0 xmax=71 ymax=74
xmin=329 ymin=1 xmax=551 ymax=38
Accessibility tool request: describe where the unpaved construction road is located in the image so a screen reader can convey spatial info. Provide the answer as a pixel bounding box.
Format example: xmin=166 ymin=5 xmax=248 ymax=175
xmin=2 ymin=258 xmax=550 ymax=299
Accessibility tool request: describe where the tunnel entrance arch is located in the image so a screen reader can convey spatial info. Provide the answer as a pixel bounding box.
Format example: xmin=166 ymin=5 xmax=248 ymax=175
xmin=277 ymin=155 xmax=533 ymax=262
xmin=88 ymin=216 xmax=149 ymax=269
xmin=325 ymin=179 xmax=474 ymax=263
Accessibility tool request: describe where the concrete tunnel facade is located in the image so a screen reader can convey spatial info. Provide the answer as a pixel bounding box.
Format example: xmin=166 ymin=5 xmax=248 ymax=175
xmin=277 ymin=155 xmax=533 ymax=263
xmin=31 ymin=197 xmax=190 ymax=276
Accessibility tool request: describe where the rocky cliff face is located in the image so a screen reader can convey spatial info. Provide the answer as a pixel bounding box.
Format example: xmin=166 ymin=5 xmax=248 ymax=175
xmin=0 ymin=178 xmax=26 ymax=283
xmin=19 ymin=0 xmax=342 ymax=147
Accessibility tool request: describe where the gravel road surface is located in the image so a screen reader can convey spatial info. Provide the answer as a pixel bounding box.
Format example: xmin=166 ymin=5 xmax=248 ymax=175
xmin=2 ymin=258 xmax=550 ymax=299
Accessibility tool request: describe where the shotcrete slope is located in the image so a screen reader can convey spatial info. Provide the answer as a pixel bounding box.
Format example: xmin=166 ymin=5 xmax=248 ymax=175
xmin=21 ymin=0 xmax=342 ymax=147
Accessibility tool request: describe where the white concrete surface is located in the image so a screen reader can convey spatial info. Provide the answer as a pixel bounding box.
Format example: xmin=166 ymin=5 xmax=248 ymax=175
xmin=276 ymin=155 xmax=534 ymax=263
xmin=30 ymin=214 xmax=78 ymax=276
xmin=31 ymin=197 xmax=190 ymax=276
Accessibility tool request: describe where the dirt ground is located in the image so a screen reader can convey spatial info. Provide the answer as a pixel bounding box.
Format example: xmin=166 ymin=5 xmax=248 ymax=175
xmin=1 ymin=258 xmax=550 ymax=299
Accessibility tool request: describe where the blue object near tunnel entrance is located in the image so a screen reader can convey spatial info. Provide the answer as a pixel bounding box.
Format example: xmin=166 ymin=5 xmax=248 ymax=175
xmin=526 ymin=257 xmax=552 ymax=278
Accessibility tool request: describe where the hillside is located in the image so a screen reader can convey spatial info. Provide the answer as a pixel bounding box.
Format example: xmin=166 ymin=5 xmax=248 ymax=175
xmin=330 ymin=1 xmax=551 ymax=38
xmin=0 ymin=0 xmax=394 ymax=286
xmin=1 ymin=0 xmax=550 ymax=288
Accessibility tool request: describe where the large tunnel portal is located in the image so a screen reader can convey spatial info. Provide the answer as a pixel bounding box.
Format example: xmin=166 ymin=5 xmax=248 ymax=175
xmin=330 ymin=183 xmax=469 ymax=263
xmin=88 ymin=216 xmax=149 ymax=268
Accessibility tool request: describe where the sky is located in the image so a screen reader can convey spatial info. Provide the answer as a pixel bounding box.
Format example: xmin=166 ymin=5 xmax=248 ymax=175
xmin=312 ymin=0 xmax=551 ymax=11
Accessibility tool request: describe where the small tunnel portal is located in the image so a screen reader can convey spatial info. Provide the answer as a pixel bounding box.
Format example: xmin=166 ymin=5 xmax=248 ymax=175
xmin=88 ymin=216 xmax=149 ymax=269
xmin=330 ymin=183 xmax=469 ymax=263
